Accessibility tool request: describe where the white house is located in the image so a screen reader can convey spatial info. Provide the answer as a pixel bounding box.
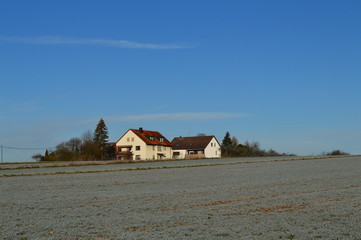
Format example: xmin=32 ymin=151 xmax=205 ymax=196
xmin=171 ymin=135 xmax=221 ymax=159
xmin=115 ymin=128 xmax=172 ymax=161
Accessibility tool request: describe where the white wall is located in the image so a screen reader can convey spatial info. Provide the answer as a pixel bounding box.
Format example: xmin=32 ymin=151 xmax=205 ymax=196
xmin=204 ymin=137 xmax=222 ymax=158
xmin=163 ymin=146 xmax=172 ymax=160
xmin=172 ymin=149 xmax=187 ymax=159
xmin=116 ymin=130 xmax=147 ymax=160
xmin=145 ymin=145 xmax=172 ymax=160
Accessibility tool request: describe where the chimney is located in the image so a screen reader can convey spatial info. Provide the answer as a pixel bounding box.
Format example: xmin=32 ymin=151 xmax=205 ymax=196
xmin=139 ymin=127 xmax=143 ymax=133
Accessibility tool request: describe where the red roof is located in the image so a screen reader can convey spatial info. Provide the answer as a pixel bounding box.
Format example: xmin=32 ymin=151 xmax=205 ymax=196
xmin=129 ymin=129 xmax=172 ymax=146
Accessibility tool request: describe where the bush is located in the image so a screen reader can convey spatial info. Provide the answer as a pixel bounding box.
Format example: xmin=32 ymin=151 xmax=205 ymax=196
xmin=327 ymin=150 xmax=350 ymax=156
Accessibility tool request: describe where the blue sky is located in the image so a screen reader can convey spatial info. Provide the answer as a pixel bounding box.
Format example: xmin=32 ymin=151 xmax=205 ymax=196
xmin=1 ymin=0 xmax=360 ymax=161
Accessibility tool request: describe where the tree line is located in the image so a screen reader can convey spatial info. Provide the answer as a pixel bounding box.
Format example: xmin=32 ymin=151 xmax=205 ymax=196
xmin=32 ymin=119 xmax=114 ymax=161
xmin=220 ymin=131 xmax=295 ymax=157
xmin=322 ymin=150 xmax=350 ymax=156
xmin=220 ymin=131 xmax=350 ymax=157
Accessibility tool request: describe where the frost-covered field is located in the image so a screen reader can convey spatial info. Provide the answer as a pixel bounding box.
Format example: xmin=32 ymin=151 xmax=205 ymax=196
xmin=0 ymin=156 xmax=306 ymax=176
xmin=1 ymin=156 xmax=361 ymax=240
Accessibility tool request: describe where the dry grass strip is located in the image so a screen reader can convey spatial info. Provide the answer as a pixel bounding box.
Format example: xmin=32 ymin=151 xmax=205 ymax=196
xmin=1 ymin=155 xmax=357 ymax=177
xmin=159 ymin=185 xmax=359 ymax=212
xmin=1 ymin=155 xmax=355 ymax=171
xmin=224 ymin=198 xmax=342 ymax=216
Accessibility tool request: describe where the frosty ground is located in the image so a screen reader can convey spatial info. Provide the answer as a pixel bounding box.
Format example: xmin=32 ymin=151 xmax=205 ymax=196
xmin=1 ymin=156 xmax=360 ymax=240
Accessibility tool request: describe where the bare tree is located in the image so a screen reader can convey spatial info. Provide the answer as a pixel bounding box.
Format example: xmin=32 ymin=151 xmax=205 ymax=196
xmin=231 ymin=136 xmax=239 ymax=147
xmin=81 ymin=130 xmax=94 ymax=143
xmin=32 ymin=154 xmax=42 ymax=161
xmin=66 ymin=138 xmax=82 ymax=153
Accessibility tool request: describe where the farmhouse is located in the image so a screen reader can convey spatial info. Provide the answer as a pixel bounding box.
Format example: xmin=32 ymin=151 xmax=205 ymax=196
xmin=172 ymin=135 xmax=221 ymax=159
xmin=115 ymin=128 xmax=172 ymax=161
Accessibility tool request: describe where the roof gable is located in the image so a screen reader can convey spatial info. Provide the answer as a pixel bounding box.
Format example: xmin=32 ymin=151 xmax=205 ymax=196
xmin=172 ymin=136 xmax=218 ymax=150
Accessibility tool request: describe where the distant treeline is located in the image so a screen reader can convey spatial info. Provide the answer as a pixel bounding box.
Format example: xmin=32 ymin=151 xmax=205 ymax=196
xmin=220 ymin=131 xmax=295 ymax=157
xmin=220 ymin=131 xmax=351 ymax=158
xmin=322 ymin=150 xmax=350 ymax=156
xmin=32 ymin=119 xmax=113 ymax=161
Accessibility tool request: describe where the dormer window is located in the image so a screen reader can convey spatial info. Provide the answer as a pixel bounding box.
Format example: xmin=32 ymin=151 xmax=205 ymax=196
xmin=160 ymin=137 xmax=164 ymax=142
xmin=150 ymin=136 xmax=154 ymax=141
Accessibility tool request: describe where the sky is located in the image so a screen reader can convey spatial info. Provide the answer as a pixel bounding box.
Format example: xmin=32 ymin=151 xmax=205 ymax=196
xmin=1 ymin=0 xmax=360 ymax=162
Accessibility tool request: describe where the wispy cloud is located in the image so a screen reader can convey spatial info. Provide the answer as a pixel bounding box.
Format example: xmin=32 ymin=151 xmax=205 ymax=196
xmin=107 ymin=112 xmax=250 ymax=123
xmin=0 ymin=36 xmax=196 ymax=49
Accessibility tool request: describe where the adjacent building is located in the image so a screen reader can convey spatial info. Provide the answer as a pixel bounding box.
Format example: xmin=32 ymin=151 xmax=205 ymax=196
xmin=115 ymin=128 xmax=172 ymax=161
xmin=171 ymin=135 xmax=221 ymax=159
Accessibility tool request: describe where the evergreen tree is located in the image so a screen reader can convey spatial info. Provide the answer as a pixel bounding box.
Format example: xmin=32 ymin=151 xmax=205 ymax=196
xmin=93 ymin=119 xmax=109 ymax=160
xmin=93 ymin=119 xmax=109 ymax=145
xmin=222 ymin=131 xmax=232 ymax=147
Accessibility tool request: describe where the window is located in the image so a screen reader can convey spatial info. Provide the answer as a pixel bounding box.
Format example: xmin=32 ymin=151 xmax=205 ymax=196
xmin=131 ymin=137 xmax=134 ymax=142
xmin=153 ymin=155 xmax=155 ymax=160
xmin=152 ymin=146 xmax=155 ymax=151
xmin=136 ymin=146 xmax=141 ymax=151
xmin=160 ymin=137 xmax=164 ymax=142
xmin=211 ymin=143 xmax=213 ymax=147
xmin=157 ymin=146 xmax=162 ymax=151
xmin=150 ymin=136 xmax=154 ymax=141
xmin=135 ymin=155 xmax=141 ymax=160
xmin=127 ymin=138 xmax=130 ymax=142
